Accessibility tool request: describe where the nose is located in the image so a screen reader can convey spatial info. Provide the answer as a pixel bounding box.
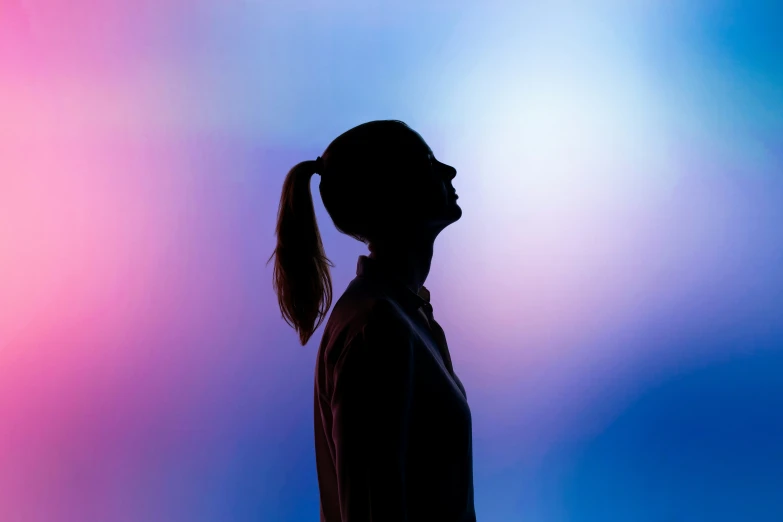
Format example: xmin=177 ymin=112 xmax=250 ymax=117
xmin=438 ymin=161 xmax=457 ymax=180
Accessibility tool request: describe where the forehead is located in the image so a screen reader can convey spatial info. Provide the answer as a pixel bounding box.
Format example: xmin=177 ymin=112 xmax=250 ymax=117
xmin=398 ymin=128 xmax=432 ymax=156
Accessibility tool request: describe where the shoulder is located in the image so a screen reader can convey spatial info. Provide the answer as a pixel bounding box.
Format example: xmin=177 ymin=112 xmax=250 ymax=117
xmin=322 ymin=277 xmax=403 ymax=342
xmin=330 ymin=299 xmax=415 ymax=391
xmin=321 ymin=285 xmax=411 ymax=367
xmin=328 ymin=297 xmax=407 ymax=352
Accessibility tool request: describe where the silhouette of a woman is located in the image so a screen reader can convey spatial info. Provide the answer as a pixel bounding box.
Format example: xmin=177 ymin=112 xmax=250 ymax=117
xmin=270 ymin=120 xmax=476 ymax=521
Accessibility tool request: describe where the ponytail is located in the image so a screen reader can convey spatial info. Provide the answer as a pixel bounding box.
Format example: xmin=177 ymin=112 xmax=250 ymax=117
xmin=268 ymin=160 xmax=334 ymax=345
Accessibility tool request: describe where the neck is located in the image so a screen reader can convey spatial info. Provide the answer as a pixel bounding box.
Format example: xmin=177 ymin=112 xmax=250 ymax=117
xmin=369 ymin=233 xmax=436 ymax=294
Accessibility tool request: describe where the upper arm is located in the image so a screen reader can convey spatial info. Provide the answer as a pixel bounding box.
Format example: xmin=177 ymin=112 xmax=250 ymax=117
xmin=330 ymin=301 xmax=414 ymax=521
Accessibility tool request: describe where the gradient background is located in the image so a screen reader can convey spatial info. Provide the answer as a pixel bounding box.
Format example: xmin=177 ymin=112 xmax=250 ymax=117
xmin=1 ymin=1 xmax=782 ymax=521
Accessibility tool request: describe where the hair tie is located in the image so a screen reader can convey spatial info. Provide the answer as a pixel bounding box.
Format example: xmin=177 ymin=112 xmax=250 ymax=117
xmin=314 ymin=156 xmax=324 ymax=174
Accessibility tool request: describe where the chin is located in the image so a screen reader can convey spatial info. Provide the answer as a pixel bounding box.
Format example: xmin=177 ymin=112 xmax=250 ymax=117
xmin=424 ymin=201 xmax=462 ymax=232
xmin=449 ymin=200 xmax=462 ymax=218
xmin=441 ymin=202 xmax=462 ymax=226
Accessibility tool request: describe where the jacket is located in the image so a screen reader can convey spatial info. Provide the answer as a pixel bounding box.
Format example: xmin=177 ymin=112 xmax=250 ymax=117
xmin=313 ymin=255 xmax=476 ymax=522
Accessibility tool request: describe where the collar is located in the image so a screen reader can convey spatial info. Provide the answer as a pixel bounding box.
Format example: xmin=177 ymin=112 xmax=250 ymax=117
xmin=356 ymin=255 xmax=430 ymax=312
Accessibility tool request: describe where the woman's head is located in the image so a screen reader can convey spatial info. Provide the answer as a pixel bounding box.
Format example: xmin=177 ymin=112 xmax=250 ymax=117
xmin=269 ymin=119 xmax=461 ymax=345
